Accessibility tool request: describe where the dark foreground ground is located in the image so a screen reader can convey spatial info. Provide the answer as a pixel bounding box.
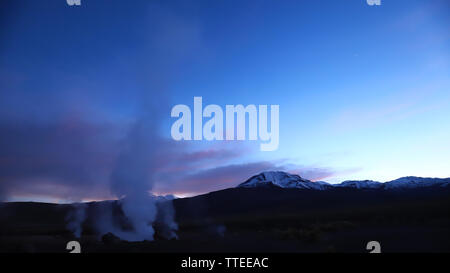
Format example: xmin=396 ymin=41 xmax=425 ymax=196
xmin=1 ymin=187 xmax=450 ymax=253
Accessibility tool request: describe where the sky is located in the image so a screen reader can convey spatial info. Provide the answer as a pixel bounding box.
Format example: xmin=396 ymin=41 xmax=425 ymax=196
xmin=0 ymin=0 xmax=449 ymax=202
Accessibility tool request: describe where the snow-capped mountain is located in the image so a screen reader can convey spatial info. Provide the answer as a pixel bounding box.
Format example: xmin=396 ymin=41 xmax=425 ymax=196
xmin=384 ymin=176 xmax=450 ymax=190
xmin=237 ymin=171 xmax=450 ymax=190
xmin=335 ymin=180 xmax=384 ymax=189
xmin=238 ymin=171 xmax=333 ymax=190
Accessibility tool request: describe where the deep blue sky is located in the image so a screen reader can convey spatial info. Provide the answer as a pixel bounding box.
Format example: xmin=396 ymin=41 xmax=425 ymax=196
xmin=0 ymin=0 xmax=449 ymax=202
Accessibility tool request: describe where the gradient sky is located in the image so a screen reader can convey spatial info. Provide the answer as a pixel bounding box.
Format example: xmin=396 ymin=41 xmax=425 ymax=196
xmin=0 ymin=0 xmax=449 ymax=202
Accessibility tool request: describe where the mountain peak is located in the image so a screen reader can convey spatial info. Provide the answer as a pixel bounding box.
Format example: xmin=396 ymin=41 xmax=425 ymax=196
xmin=385 ymin=176 xmax=450 ymax=189
xmin=336 ymin=180 xmax=383 ymax=189
xmin=237 ymin=171 xmax=332 ymax=190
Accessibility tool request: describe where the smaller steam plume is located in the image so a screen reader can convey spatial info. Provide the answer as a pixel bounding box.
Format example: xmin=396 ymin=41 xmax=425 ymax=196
xmin=65 ymin=203 xmax=87 ymax=238
xmin=155 ymin=195 xmax=179 ymax=239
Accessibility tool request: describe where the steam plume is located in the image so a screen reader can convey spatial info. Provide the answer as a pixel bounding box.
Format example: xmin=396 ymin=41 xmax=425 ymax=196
xmin=65 ymin=203 xmax=87 ymax=238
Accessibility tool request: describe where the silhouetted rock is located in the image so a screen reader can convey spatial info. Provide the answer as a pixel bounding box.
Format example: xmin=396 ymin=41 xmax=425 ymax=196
xmin=101 ymin=232 xmax=121 ymax=245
